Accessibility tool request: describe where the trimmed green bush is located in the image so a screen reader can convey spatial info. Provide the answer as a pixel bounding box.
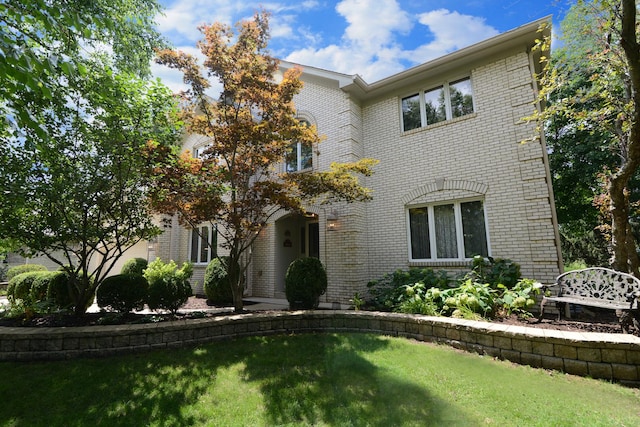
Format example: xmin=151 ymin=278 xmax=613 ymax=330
xmin=203 ymin=257 xmax=235 ymax=305
xmin=285 ymin=257 xmax=327 ymax=309
xmin=46 ymin=271 xmax=77 ymax=309
xmin=144 ymin=259 xmax=193 ymax=314
xmin=7 ymin=271 xmax=44 ymax=303
xmin=6 ymin=264 xmax=47 ymax=281
xmin=120 ymin=257 xmax=148 ymax=276
xmin=97 ymin=274 xmax=149 ymax=313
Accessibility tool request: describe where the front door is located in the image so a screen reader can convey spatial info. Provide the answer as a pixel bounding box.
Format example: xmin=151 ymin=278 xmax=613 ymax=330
xmin=275 ymin=215 xmax=320 ymax=296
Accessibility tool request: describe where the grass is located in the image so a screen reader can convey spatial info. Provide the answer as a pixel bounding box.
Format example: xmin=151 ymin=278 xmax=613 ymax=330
xmin=0 ymin=333 xmax=638 ymax=426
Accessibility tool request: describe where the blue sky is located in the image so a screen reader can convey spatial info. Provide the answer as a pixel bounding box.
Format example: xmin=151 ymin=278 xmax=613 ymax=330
xmin=153 ymin=0 xmax=572 ymax=92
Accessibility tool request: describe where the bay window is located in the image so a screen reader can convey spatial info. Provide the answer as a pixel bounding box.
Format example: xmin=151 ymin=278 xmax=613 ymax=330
xmin=408 ymin=200 xmax=488 ymax=261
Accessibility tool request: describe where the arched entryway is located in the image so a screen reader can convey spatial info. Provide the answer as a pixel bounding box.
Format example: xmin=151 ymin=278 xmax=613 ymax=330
xmin=274 ymin=213 xmax=319 ymax=297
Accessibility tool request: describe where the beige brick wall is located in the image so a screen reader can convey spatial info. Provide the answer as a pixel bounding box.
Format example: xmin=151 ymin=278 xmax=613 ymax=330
xmin=159 ymin=47 xmax=561 ymax=305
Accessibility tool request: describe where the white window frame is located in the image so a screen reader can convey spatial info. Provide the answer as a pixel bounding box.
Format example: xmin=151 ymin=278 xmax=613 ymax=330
xmin=285 ymin=118 xmax=314 ymax=173
xmin=189 ymin=225 xmax=217 ymax=265
xmin=406 ymin=198 xmax=490 ymax=262
xmin=401 ymin=76 xmax=475 ymax=132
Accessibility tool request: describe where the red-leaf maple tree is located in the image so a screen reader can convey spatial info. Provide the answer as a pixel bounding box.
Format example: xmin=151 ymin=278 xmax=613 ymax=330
xmin=149 ymin=11 xmax=377 ymax=311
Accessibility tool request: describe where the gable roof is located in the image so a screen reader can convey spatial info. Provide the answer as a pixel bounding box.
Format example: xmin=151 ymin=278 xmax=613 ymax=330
xmin=280 ymin=16 xmax=551 ymax=103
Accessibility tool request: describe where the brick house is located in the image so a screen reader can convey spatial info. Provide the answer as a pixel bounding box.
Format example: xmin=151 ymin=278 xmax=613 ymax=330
xmin=151 ymin=17 xmax=561 ymax=305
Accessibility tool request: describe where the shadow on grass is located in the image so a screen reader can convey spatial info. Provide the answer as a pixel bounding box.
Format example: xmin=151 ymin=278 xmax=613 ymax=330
xmin=0 ymin=333 xmax=471 ymax=426
xmin=240 ymin=333 xmax=469 ymax=426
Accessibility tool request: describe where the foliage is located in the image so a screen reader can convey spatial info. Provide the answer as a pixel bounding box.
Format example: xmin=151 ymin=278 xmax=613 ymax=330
xmin=144 ymin=259 xmax=193 ymax=314
xmin=121 ymin=258 xmax=149 ymax=277
xmin=7 ymin=271 xmax=44 ymax=304
xmin=203 ymin=257 xmax=236 ymax=305
xmin=0 ymin=55 xmax=182 ymax=315
xmin=533 ymin=0 xmax=640 ymax=274
xmin=470 ymin=256 xmax=521 ymax=289
xmin=350 ymin=292 xmax=365 ymax=310
xmin=0 ymin=0 xmax=165 ymax=140
xmin=45 ymin=270 xmax=77 ymax=310
xmin=6 ymin=264 xmax=47 ymax=281
xmin=564 ymin=259 xmax=588 ymax=272
xmin=148 ymin=11 xmax=377 ymax=312
xmin=5 ymin=270 xmax=69 ymax=318
xmin=97 ymin=274 xmax=149 ymax=313
xmin=366 ymin=268 xmax=451 ymax=311
xmin=285 ymin=258 xmax=327 ymax=309
xmin=496 ymin=279 xmax=542 ymax=318
xmin=395 ymin=278 xmax=540 ymax=320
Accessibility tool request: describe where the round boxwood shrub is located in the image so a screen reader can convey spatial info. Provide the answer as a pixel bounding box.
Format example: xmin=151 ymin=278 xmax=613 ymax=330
xmin=285 ymin=257 xmax=327 ymax=309
xmin=45 ymin=271 xmax=76 ymax=309
xmin=120 ymin=257 xmax=148 ymax=276
xmin=144 ymin=259 xmax=193 ymax=314
xmin=7 ymin=271 xmax=46 ymax=303
xmin=6 ymin=264 xmax=47 ymax=281
xmin=203 ymin=257 xmax=236 ymax=305
xmin=97 ymin=274 xmax=149 ymax=313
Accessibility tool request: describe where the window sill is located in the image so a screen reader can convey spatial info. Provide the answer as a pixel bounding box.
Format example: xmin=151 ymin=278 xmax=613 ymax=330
xmin=402 ymin=112 xmax=477 ymax=136
xmin=408 ymin=260 xmax=473 ymax=268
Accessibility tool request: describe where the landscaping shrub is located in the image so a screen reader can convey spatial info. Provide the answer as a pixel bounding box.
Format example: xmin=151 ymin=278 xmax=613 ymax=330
xmin=285 ymin=257 xmax=327 ymax=309
xmin=496 ymin=278 xmax=542 ymax=318
xmin=366 ymin=268 xmax=451 ymax=311
xmin=46 ymin=270 xmax=81 ymax=310
xmin=144 ymin=259 xmax=193 ymax=314
xmin=470 ymin=256 xmax=521 ymax=289
xmin=203 ymin=257 xmax=235 ymax=305
xmin=6 ymin=271 xmax=64 ymax=317
xmin=7 ymin=271 xmax=45 ymax=304
xmin=120 ymin=257 xmax=148 ymax=276
xmin=6 ymin=264 xmax=47 ymax=281
xmin=97 ymin=274 xmax=149 ymax=313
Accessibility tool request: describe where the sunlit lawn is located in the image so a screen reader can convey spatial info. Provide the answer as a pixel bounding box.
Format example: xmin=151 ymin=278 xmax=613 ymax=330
xmin=1 ymin=333 xmax=638 ymax=426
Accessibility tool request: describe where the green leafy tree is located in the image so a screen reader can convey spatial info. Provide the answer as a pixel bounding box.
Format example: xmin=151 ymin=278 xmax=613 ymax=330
xmin=0 ymin=0 xmax=164 ymax=139
xmin=150 ymin=12 xmax=377 ymax=312
xmin=535 ymin=0 xmax=640 ymax=274
xmin=0 ymin=56 xmax=181 ymax=315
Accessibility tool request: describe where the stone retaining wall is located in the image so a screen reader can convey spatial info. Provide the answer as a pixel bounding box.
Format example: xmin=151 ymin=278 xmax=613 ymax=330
xmin=1 ymin=311 xmax=639 ymax=386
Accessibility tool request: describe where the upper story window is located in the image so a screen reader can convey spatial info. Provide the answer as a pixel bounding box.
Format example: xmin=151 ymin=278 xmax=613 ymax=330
xmin=286 ymin=119 xmax=313 ymax=172
xmin=408 ymin=199 xmax=488 ymax=261
xmin=402 ymin=77 xmax=474 ymax=132
xmin=190 ymin=225 xmax=217 ymax=264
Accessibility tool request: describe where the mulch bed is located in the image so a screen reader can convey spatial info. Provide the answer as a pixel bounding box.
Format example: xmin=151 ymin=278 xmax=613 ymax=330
xmin=1 ymin=297 xmax=638 ymax=336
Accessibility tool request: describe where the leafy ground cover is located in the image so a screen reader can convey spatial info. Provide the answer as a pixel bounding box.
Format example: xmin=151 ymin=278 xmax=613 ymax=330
xmin=0 ymin=333 xmax=638 ymax=426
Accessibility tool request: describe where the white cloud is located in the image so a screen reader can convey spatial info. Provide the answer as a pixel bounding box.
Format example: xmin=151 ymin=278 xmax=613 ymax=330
xmin=285 ymin=2 xmax=499 ymax=82
xmin=154 ymin=1 xmax=501 ymax=85
xmin=406 ymin=9 xmax=499 ymax=63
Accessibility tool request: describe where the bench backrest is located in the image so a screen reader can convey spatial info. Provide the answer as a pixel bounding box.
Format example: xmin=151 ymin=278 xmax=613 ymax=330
xmin=557 ymin=267 xmax=640 ymax=307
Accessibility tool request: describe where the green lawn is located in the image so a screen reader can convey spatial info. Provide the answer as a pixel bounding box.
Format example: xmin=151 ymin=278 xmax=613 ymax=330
xmin=1 ymin=333 xmax=638 ymax=426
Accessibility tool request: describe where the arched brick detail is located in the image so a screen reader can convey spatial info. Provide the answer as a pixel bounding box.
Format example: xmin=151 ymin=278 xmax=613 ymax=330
xmin=402 ymin=179 xmax=489 ymax=205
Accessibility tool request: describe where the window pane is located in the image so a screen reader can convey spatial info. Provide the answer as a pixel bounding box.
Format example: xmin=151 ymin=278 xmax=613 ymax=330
xmin=285 ymin=142 xmax=297 ymax=172
xmin=409 ymin=208 xmax=430 ymax=259
xmin=301 ymin=142 xmax=313 ymax=169
xmin=401 ymin=94 xmax=422 ymax=131
xmin=461 ymin=201 xmax=488 ymax=257
xmin=190 ymin=229 xmax=199 ymax=263
xmin=449 ymin=78 xmax=474 ymax=118
xmin=199 ymin=226 xmax=209 ymax=263
xmin=434 ymin=204 xmax=457 ymax=258
xmin=425 ymin=87 xmax=447 ymax=125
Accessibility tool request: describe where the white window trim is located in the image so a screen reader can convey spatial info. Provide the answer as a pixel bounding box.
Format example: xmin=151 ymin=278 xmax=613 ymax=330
xmin=189 ymin=225 xmax=217 ymax=265
xmin=406 ymin=198 xmax=491 ymax=262
xmin=400 ymin=76 xmax=475 ymax=132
